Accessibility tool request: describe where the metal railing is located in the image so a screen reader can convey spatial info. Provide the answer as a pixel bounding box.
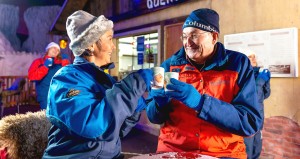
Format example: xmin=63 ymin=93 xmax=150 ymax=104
xmin=0 ymin=76 xmax=38 ymax=118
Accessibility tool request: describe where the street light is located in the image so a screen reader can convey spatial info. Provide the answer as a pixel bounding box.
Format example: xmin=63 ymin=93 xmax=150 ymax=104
xmin=59 ymin=38 xmax=68 ymax=49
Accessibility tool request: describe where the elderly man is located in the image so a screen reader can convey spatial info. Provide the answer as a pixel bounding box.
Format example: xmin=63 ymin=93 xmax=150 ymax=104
xmin=146 ymin=8 xmax=262 ymax=159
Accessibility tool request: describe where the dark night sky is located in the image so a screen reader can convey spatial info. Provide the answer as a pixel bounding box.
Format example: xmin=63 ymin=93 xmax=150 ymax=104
xmin=0 ymin=0 xmax=65 ymax=6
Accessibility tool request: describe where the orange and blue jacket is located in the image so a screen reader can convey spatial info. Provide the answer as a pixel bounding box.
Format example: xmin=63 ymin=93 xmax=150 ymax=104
xmin=146 ymin=42 xmax=262 ymax=159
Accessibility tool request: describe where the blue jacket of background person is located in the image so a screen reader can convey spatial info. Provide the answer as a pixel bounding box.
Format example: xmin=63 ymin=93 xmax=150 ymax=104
xmin=42 ymin=56 xmax=147 ymax=159
xmin=253 ymin=67 xmax=271 ymax=128
xmin=35 ymin=64 xmax=61 ymax=109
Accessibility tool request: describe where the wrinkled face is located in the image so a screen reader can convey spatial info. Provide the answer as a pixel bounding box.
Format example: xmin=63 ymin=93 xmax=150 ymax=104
xmin=247 ymin=54 xmax=257 ymax=67
xmin=94 ymin=29 xmax=116 ymax=66
xmin=181 ymin=27 xmax=217 ymax=63
xmin=47 ymin=47 xmax=60 ymax=57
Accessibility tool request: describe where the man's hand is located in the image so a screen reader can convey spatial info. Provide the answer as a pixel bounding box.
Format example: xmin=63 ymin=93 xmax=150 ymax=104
xmin=165 ymin=78 xmax=203 ymax=110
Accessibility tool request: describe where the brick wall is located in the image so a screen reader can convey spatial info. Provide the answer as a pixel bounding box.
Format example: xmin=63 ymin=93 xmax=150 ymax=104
xmin=261 ymin=116 xmax=300 ymax=159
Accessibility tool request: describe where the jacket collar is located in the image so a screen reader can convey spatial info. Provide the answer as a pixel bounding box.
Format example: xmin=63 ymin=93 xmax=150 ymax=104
xmin=73 ymin=56 xmax=115 ymax=71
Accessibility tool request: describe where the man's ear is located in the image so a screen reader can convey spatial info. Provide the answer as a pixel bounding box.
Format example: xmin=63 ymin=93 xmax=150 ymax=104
xmin=212 ymin=32 xmax=219 ymax=45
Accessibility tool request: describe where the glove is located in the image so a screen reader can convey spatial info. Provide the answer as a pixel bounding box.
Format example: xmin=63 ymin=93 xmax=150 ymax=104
xmin=135 ymin=97 xmax=147 ymax=112
xmin=44 ymin=58 xmax=53 ymax=67
xmin=61 ymin=53 xmax=69 ymax=60
xmin=137 ymin=69 xmax=153 ymax=91
xmin=258 ymin=69 xmax=271 ymax=81
xmin=61 ymin=54 xmax=70 ymax=66
xmin=149 ymin=88 xmax=170 ymax=107
xmin=165 ymin=78 xmax=203 ymax=110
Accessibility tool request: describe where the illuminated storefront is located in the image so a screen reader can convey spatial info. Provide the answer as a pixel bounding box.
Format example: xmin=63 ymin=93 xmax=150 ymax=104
xmin=117 ymin=32 xmax=158 ymax=79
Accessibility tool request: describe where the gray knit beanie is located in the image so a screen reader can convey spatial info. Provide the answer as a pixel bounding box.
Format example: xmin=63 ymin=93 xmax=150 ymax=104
xmin=66 ymin=10 xmax=113 ymax=56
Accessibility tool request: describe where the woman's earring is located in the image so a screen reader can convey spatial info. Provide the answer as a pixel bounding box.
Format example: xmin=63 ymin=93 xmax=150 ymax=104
xmin=90 ymin=47 xmax=94 ymax=52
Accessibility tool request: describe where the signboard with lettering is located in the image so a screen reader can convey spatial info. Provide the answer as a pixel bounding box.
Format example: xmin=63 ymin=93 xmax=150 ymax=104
xmin=224 ymin=27 xmax=298 ymax=77
xmin=142 ymin=0 xmax=191 ymax=10
xmin=137 ymin=36 xmax=145 ymax=51
xmin=137 ymin=52 xmax=144 ymax=65
xmin=137 ymin=36 xmax=145 ymax=65
xmin=111 ymin=0 xmax=194 ymax=22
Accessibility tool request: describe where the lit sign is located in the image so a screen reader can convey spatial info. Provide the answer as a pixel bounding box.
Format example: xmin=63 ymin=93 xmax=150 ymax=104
xmin=137 ymin=36 xmax=145 ymax=65
xmin=146 ymin=0 xmax=185 ymax=9
xmin=112 ymin=0 xmax=193 ymax=22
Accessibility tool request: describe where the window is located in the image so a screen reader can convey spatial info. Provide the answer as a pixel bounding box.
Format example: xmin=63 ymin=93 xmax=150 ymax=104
xmin=118 ymin=32 xmax=158 ymax=79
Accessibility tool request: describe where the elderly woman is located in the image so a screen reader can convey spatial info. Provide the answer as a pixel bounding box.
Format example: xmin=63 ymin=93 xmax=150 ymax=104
xmin=42 ymin=10 xmax=153 ymax=159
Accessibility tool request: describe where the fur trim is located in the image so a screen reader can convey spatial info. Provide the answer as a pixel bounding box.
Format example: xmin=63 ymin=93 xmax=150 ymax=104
xmin=0 ymin=110 xmax=51 ymax=159
xmin=69 ymin=15 xmax=113 ymax=56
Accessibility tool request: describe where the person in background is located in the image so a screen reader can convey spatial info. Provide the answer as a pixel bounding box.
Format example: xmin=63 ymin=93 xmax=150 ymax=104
xmin=146 ymin=8 xmax=262 ymax=159
xmin=28 ymin=42 xmax=70 ymax=109
xmin=244 ymin=52 xmax=271 ymax=159
xmin=42 ymin=10 xmax=153 ymax=159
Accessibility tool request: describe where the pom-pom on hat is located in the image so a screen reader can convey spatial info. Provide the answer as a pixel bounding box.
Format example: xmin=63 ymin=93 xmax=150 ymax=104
xmin=183 ymin=8 xmax=219 ymax=33
xmin=66 ymin=10 xmax=113 ymax=56
xmin=45 ymin=42 xmax=60 ymax=52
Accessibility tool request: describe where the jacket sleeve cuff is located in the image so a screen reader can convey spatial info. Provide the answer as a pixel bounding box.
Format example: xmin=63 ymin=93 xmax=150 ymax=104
xmin=196 ymin=94 xmax=211 ymax=119
xmin=193 ymin=94 xmax=205 ymax=112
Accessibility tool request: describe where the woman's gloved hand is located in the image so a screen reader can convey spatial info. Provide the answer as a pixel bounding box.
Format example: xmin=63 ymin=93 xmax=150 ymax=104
xmin=61 ymin=53 xmax=69 ymax=60
xmin=137 ymin=69 xmax=153 ymax=91
xmin=44 ymin=58 xmax=53 ymax=67
xmin=149 ymin=88 xmax=170 ymax=107
xmin=60 ymin=54 xmax=70 ymax=66
xmin=135 ymin=97 xmax=147 ymax=112
xmin=165 ymin=78 xmax=203 ymax=111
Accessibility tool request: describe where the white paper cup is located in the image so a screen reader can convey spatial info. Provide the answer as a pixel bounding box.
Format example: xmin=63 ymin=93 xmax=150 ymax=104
xmin=47 ymin=58 xmax=53 ymax=67
xmin=164 ymin=72 xmax=179 ymax=91
xmin=151 ymin=67 xmax=165 ymax=89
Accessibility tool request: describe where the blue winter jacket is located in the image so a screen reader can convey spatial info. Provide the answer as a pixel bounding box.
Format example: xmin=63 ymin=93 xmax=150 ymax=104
xmin=43 ymin=57 xmax=147 ymax=159
xmin=35 ymin=64 xmax=61 ymax=109
xmin=253 ymin=67 xmax=271 ymax=128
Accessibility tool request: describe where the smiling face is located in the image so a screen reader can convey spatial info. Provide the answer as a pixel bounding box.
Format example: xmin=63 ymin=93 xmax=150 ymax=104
xmin=93 ymin=29 xmax=116 ymax=67
xmin=47 ymin=47 xmax=60 ymax=57
xmin=182 ymin=27 xmax=218 ymax=64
